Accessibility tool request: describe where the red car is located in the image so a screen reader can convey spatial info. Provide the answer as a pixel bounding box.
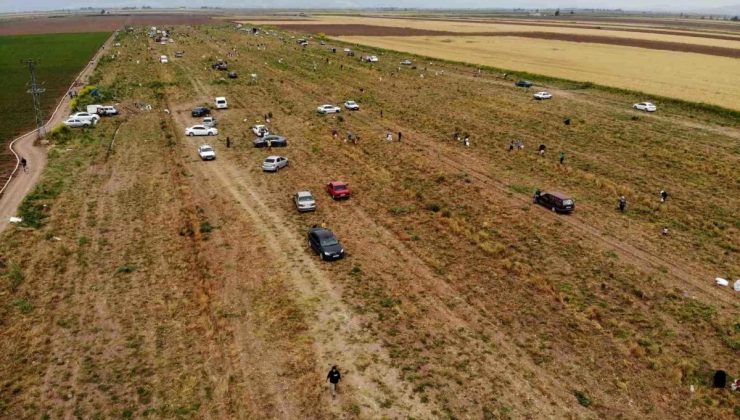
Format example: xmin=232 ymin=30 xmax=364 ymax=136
xmin=326 ymin=181 xmax=351 ymax=200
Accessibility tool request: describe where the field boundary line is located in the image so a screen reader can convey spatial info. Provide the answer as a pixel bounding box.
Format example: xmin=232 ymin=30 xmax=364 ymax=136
xmin=0 ymin=33 xmax=114 ymax=198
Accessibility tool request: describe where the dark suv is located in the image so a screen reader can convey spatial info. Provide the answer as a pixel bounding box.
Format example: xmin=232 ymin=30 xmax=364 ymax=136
xmin=534 ymin=191 xmax=575 ymax=213
xmin=191 ymin=107 xmax=210 ymax=117
xmin=308 ymin=227 xmax=345 ymax=261
xmin=516 ymin=80 xmax=533 ymax=88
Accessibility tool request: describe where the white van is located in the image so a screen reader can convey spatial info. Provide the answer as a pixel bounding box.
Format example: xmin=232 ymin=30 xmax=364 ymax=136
xmin=87 ymin=104 xmax=102 ymax=114
xmin=215 ymin=97 xmax=228 ymax=109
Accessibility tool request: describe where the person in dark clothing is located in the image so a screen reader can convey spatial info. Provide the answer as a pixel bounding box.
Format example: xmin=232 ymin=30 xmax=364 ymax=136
xmin=380 ymin=109 xmax=383 ymax=118
xmin=508 ymin=142 xmax=514 ymax=152
xmin=660 ymin=190 xmax=668 ymax=203
xmin=327 ymin=366 xmax=341 ymax=398
xmin=533 ymin=189 xmax=541 ymax=203
xmin=559 ymin=152 xmax=565 ymax=164
xmin=226 ymin=137 xmax=231 ymax=148
xmin=539 ymin=144 xmax=546 ymax=156
xmin=398 ymin=131 xmax=402 ymax=142
xmin=20 ymin=157 xmax=28 ymax=173
xmin=619 ymin=196 xmax=627 ymax=213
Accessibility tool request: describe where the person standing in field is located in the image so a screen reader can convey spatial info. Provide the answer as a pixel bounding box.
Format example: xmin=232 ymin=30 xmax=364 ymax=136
xmin=327 ymin=366 xmax=341 ymax=399
xmin=660 ymin=190 xmax=668 ymax=203
xmin=386 ymin=132 xmax=393 ymax=142
xmin=464 ymin=136 xmax=470 ymax=147
xmin=559 ymin=152 xmax=566 ymax=164
xmin=226 ymin=136 xmax=231 ymax=148
xmin=398 ymin=131 xmax=402 ymax=142
xmin=618 ymin=196 xmax=627 ymax=213
xmin=266 ymin=137 xmax=272 ymax=151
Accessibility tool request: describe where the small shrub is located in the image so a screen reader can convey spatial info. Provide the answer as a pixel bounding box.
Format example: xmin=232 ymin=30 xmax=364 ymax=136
xmin=14 ymin=299 xmax=33 ymax=314
xmin=200 ymin=221 xmax=214 ymax=234
xmin=573 ymin=390 xmax=592 ymax=407
xmin=6 ymin=263 xmax=24 ymax=292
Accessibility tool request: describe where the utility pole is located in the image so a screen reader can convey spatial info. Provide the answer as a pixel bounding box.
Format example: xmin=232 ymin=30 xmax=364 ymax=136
xmin=23 ymin=59 xmax=46 ymax=139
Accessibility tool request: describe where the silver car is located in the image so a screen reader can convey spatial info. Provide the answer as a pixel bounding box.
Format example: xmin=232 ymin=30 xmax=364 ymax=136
xmin=262 ymin=155 xmax=289 ymax=172
xmin=293 ymin=191 xmax=316 ymax=212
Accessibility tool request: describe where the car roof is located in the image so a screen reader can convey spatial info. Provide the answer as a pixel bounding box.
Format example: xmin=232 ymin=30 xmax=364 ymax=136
xmin=265 ymin=155 xmax=282 ymax=159
xmin=328 ymin=181 xmax=347 ymax=186
xmin=215 ymin=97 xmax=226 ymax=100
xmin=310 ymin=227 xmax=335 ymax=238
xmin=200 ymin=144 xmax=213 ymax=148
xmin=546 ymin=191 xmax=573 ymax=200
xmin=296 ymin=191 xmax=313 ymax=197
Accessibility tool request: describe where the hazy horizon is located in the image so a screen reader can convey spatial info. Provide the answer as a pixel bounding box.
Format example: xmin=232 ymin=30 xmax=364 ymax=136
xmin=2 ymin=1 xmax=739 ymax=14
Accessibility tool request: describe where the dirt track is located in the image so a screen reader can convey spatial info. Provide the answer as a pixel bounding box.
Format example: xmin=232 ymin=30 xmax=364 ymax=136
xmin=275 ymin=23 xmax=740 ymax=58
xmin=0 ymin=34 xmax=114 ymax=232
xmin=0 ymin=14 xmax=216 ymax=35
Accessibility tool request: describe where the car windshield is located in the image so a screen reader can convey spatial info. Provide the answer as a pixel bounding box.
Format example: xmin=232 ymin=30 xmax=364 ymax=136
xmin=201 ymin=147 xmax=213 ymax=153
xmin=562 ymin=199 xmax=574 ymax=206
xmin=299 ymin=196 xmax=313 ymax=202
xmin=333 ymin=184 xmax=347 ymax=191
xmin=265 ymin=158 xmax=275 ymax=163
xmin=320 ymin=237 xmax=339 ymax=246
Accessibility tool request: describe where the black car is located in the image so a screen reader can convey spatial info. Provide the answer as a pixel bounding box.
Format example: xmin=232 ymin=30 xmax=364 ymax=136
xmin=211 ymin=62 xmax=228 ymax=71
xmin=191 ymin=107 xmax=210 ymax=117
xmin=253 ymin=134 xmax=288 ymax=148
xmin=534 ymin=191 xmax=575 ymax=213
xmin=516 ymin=80 xmax=533 ymax=88
xmin=308 ymin=227 xmax=344 ymax=261
xmin=228 ymin=71 xmax=238 ymax=79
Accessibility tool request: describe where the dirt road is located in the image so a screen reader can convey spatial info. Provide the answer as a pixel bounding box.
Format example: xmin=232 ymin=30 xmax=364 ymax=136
xmin=0 ymin=34 xmax=114 ymax=233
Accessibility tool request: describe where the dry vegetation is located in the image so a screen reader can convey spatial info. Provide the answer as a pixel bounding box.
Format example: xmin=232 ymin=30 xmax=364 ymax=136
xmin=0 ymin=22 xmax=738 ymax=419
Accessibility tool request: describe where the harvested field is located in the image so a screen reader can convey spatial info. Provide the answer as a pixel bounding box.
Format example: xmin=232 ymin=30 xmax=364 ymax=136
xmin=0 ymin=23 xmax=737 ymax=419
xmin=276 ymin=23 xmax=740 ymax=57
xmin=335 ymin=35 xmax=740 ymax=110
xmin=249 ymin=16 xmax=740 ymax=48
xmin=0 ymin=13 xmax=216 ymax=35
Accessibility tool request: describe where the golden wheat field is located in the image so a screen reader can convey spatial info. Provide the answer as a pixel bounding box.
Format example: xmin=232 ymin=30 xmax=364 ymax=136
xmin=335 ymin=35 xmax=740 ymax=110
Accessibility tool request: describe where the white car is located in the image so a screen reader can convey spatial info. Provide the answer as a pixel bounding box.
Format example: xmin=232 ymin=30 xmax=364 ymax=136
xmin=203 ymin=116 xmax=217 ymax=127
xmin=198 ymin=144 xmax=216 ymax=161
xmin=185 ymin=125 xmax=218 ymax=136
xmin=214 ymin=97 xmax=228 ymax=109
xmin=293 ymin=191 xmax=316 ymax=212
xmin=160 ymin=55 xmax=168 ymax=63
xmin=400 ymin=59 xmax=412 ymax=65
xmin=317 ymin=104 xmax=341 ymax=114
xmin=363 ymin=55 xmax=379 ymax=63
xmin=533 ymin=91 xmax=553 ymax=100
xmin=98 ymin=105 xmax=118 ymax=115
xmin=70 ymin=112 xmax=100 ymax=123
xmin=252 ymin=124 xmax=269 ymax=137
xmin=633 ymin=102 xmax=657 ymax=112
xmin=262 ymin=155 xmax=289 ymax=172
xmin=64 ymin=117 xmax=93 ymax=128
xmin=344 ymin=100 xmax=360 ymax=111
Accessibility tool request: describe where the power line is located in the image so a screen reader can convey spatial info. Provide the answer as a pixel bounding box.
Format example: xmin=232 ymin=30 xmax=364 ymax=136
xmin=23 ymin=59 xmax=46 ymax=139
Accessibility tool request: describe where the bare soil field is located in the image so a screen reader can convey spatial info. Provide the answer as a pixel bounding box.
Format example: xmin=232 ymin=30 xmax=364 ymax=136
xmin=0 ymin=23 xmax=737 ymax=419
xmin=275 ymin=23 xmax=740 ymax=58
xmin=0 ymin=13 xmax=216 ymax=35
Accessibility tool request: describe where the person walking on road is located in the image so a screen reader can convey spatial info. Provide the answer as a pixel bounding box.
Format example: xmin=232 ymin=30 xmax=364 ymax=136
xmin=327 ymin=366 xmax=341 ymax=399
xmin=20 ymin=157 xmax=28 ymax=173
xmin=618 ymin=196 xmax=627 ymax=213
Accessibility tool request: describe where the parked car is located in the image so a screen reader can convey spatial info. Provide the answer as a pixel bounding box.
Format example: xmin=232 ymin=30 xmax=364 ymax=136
xmin=228 ymin=71 xmax=238 ymax=79
xmin=317 ymin=104 xmax=341 ymax=114
xmin=174 ymin=51 xmax=184 ymax=58
xmin=160 ymin=55 xmax=168 ymax=64
xmin=293 ymin=191 xmax=316 ymax=212
xmin=211 ymin=61 xmax=227 ymax=71
xmin=400 ymin=59 xmax=412 ymax=65
xmin=252 ymin=124 xmax=269 ymax=137
xmin=633 ymin=102 xmax=657 ymax=112
xmin=307 ymin=226 xmax=344 ymax=261
xmin=262 ymin=155 xmax=289 ymax=172
xmin=362 ymin=55 xmax=379 ymax=63
xmin=203 ymin=116 xmax=217 ymax=127
xmin=254 ymin=134 xmax=287 ymax=148
xmin=185 ymin=125 xmax=218 ymax=136
xmin=64 ymin=117 xmax=92 ymax=128
xmin=192 ymin=107 xmax=210 ymax=117
xmin=70 ymin=112 xmax=100 ymax=123
xmin=86 ymin=104 xmax=102 ymax=114
xmin=344 ymin=100 xmax=360 ymax=111
xmin=198 ymin=144 xmax=216 ymax=160
xmin=326 ymin=181 xmax=350 ymax=200
xmin=515 ymin=80 xmax=533 ymax=88
xmin=97 ymin=105 xmax=118 ymax=115
xmin=214 ymin=97 xmax=228 ymax=109
xmin=534 ymin=191 xmax=575 ymax=213
xmin=533 ymin=91 xmax=552 ymax=100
